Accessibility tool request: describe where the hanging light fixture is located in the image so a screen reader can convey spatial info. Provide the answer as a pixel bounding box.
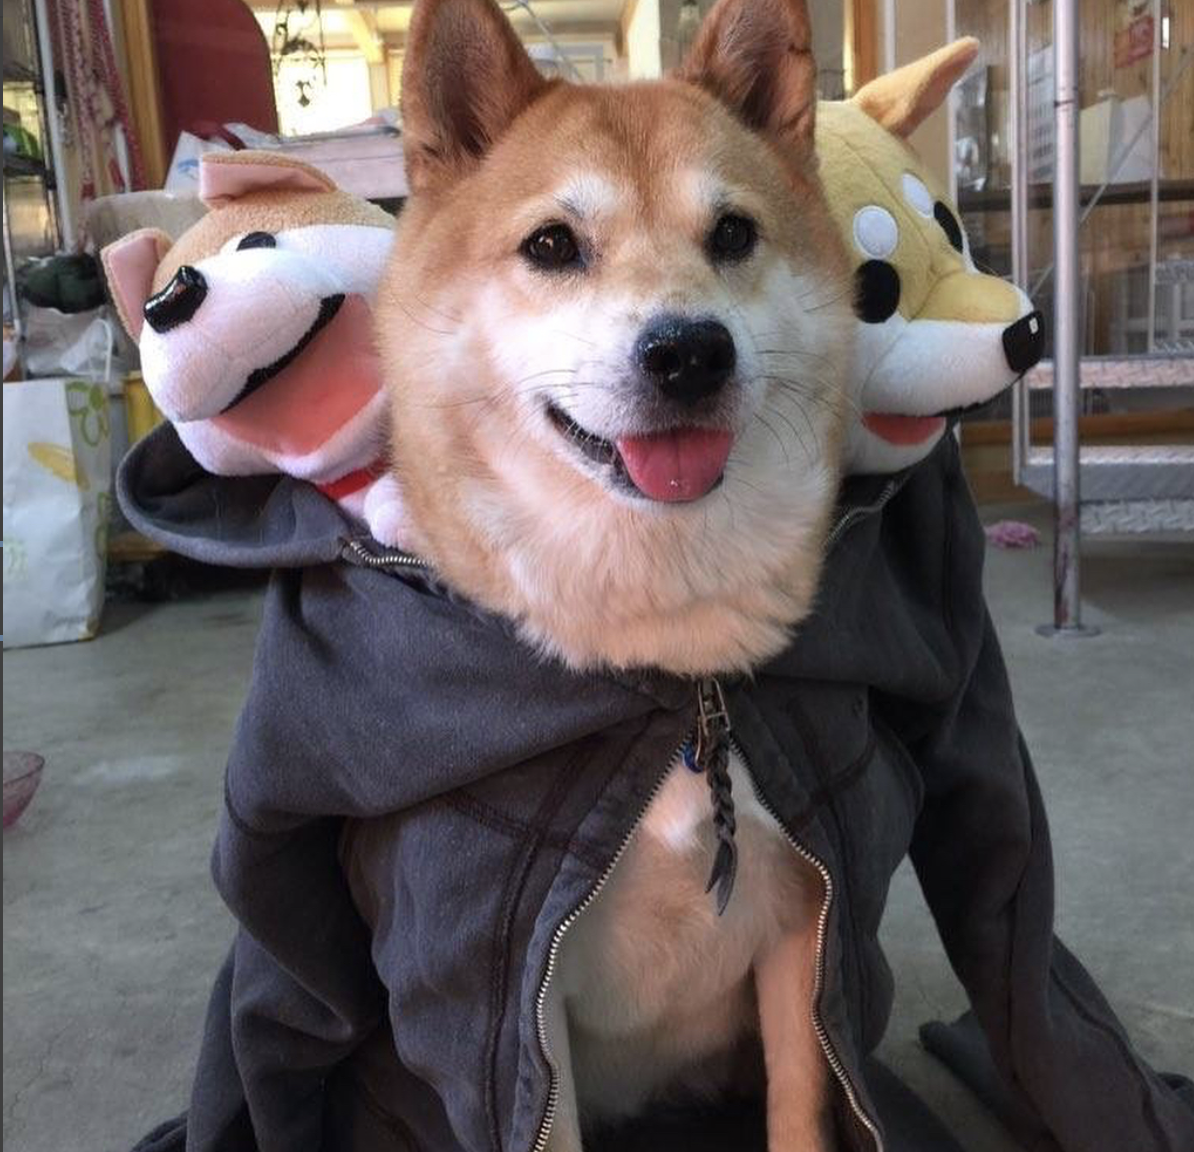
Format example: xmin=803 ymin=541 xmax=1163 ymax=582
xmin=271 ymin=0 xmax=328 ymax=109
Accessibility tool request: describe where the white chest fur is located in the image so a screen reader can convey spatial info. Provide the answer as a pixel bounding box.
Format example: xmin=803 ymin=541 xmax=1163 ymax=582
xmin=552 ymin=751 xmax=825 ymax=1130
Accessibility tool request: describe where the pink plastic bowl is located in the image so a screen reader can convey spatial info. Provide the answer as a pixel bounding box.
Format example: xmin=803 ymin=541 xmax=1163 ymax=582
xmin=3 ymin=752 xmax=44 ymax=828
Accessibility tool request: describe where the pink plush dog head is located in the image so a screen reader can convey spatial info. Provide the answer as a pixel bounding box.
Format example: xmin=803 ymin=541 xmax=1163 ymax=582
xmin=102 ymin=152 xmax=396 ymax=481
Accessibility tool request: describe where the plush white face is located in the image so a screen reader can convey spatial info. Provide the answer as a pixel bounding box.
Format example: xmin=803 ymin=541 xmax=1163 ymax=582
xmin=137 ymin=223 xmax=392 ymax=423
xmin=843 ymin=171 xmax=1040 ymax=474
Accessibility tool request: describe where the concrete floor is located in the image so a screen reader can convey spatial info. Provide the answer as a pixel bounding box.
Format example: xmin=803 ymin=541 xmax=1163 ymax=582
xmin=4 ymin=502 xmax=1193 ymax=1152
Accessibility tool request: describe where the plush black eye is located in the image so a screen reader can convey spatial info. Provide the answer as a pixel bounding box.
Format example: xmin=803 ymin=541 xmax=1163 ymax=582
xmin=708 ymin=213 xmax=757 ymax=262
xmin=933 ymin=202 xmax=964 ymax=253
xmin=853 ymin=260 xmax=901 ymax=324
xmin=237 ymin=231 xmax=276 ymax=251
xmin=521 ymin=223 xmax=581 ymax=271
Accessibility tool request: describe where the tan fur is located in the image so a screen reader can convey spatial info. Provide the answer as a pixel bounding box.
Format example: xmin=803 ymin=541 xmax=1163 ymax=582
xmin=379 ymin=78 xmax=848 ymax=675
xmin=378 ymin=1 xmax=850 ymax=1147
xmin=151 ymin=190 xmax=393 ymax=293
xmin=553 ymin=758 xmax=832 ymax=1148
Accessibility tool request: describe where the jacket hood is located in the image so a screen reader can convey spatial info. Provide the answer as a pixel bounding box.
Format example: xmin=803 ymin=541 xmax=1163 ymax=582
xmin=117 ymin=423 xmax=358 ymax=570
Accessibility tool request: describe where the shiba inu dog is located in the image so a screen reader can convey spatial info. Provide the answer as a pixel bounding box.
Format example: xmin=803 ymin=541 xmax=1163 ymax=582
xmin=379 ymin=0 xmax=853 ymax=1148
xmin=817 ymin=40 xmax=1045 ymax=475
xmin=102 ymin=152 xmax=407 ymax=542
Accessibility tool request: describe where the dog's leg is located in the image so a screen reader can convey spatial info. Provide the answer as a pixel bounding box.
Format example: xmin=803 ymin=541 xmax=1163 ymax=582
xmin=755 ymin=929 xmax=835 ymax=1152
xmin=542 ymin=982 xmax=585 ymax=1152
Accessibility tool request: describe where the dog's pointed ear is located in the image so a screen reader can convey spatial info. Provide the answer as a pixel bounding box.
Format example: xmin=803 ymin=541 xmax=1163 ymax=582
xmin=677 ymin=0 xmax=817 ymax=155
xmin=101 ymin=228 xmax=173 ymax=341
xmin=853 ymin=38 xmax=980 ymax=139
xmin=401 ymin=0 xmax=549 ymax=193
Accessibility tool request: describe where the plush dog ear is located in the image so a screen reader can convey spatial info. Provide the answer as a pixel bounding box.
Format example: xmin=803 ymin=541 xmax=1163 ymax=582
xmin=677 ymin=0 xmax=817 ymax=155
xmin=101 ymin=228 xmax=173 ymax=341
xmin=853 ymin=38 xmax=980 ymax=139
xmin=199 ymin=151 xmax=337 ymax=207
xmin=400 ymin=0 xmax=549 ymax=193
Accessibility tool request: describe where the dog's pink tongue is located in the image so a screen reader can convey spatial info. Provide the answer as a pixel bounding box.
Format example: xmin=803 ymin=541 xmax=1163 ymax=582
xmin=615 ymin=428 xmax=734 ymax=503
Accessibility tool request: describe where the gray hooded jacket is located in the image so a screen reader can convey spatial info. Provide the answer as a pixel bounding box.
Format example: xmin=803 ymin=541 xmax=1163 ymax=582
xmin=119 ymin=425 xmax=1193 ymax=1152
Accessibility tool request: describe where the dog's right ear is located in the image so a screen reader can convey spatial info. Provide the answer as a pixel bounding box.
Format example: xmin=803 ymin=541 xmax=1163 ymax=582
xmin=400 ymin=0 xmax=548 ymax=194
xmin=101 ymin=228 xmax=173 ymax=341
xmin=677 ymin=0 xmax=817 ymax=156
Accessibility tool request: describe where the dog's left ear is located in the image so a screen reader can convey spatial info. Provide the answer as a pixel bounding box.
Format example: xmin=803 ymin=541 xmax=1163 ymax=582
xmin=401 ymin=0 xmax=549 ymax=194
xmin=677 ymin=0 xmax=817 ymax=155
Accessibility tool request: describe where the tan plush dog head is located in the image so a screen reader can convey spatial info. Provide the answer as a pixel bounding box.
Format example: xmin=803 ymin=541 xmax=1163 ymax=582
xmin=102 ymin=152 xmax=395 ymax=484
xmin=817 ymin=40 xmax=1045 ymax=474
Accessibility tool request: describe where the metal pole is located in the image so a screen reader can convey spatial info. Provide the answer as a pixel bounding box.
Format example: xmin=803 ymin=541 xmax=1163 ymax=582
xmin=31 ymin=0 xmax=73 ymax=249
xmin=883 ymin=0 xmax=896 ymax=74
xmin=1042 ymin=0 xmax=1091 ymax=636
xmin=1146 ymin=0 xmax=1163 ymax=354
xmin=1009 ymin=0 xmax=1030 ymax=483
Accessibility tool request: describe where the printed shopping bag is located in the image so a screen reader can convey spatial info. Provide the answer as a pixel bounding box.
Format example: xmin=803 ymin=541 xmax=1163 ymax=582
xmin=3 ymin=377 xmax=112 ymax=647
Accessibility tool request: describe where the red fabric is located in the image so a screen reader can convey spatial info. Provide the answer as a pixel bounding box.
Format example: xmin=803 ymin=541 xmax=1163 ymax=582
xmin=149 ymin=0 xmax=279 ymax=164
xmin=317 ymin=461 xmax=384 ymax=502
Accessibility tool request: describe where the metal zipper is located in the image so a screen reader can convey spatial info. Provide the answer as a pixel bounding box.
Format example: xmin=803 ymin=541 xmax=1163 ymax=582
xmin=529 ymin=734 xmax=689 ymax=1152
xmin=824 ymin=477 xmax=901 ymax=552
xmin=341 ymin=538 xmax=427 ymax=571
xmin=529 ymin=679 xmax=882 ymax=1152
xmin=731 ymin=732 xmax=885 ymax=1152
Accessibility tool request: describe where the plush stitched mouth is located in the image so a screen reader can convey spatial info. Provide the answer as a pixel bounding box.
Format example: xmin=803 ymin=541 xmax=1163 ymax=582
xmin=219 ymin=294 xmax=346 ymax=415
xmin=545 ymin=402 xmax=733 ymax=503
xmin=865 ymin=378 xmax=1018 ymax=446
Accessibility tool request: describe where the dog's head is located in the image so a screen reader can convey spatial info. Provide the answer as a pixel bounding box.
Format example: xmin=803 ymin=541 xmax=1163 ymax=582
xmin=817 ymin=40 xmax=1044 ymax=475
xmin=102 ymin=153 xmax=395 ymax=427
xmin=379 ymin=0 xmax=851 ymax=675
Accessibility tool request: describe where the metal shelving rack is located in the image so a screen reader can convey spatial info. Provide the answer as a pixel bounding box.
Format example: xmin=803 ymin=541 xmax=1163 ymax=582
xmin=1006 ymin=0 xmax=1194 ymax=636
xmin=3 ymin=0 xmax=65 ymax=369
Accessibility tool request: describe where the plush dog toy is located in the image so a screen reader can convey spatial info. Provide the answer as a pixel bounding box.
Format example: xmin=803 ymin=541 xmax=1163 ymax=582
xmin=818 ymin=39 xmax=1045 ymax=474
xmin=101 ymin=151 xmax=406 ymax=544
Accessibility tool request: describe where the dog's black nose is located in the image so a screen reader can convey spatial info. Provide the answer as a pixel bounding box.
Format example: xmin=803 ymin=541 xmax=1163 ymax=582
xmin=143 ymin=265 xmax=207 ymax=334
xmin=1002 ymin=309 xmax=1045 ymax=374
xmin=635 ymin=316 xmax=736 ymax=405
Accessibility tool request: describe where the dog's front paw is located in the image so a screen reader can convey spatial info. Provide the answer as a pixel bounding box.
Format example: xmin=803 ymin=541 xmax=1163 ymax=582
xmin=362 ymin=474 xmax=411 ymax=549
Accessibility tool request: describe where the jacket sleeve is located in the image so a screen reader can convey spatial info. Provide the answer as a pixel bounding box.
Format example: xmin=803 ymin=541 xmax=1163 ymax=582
xmin=179 ymin=813 xmax=388 ymax=1152
xmin=904 ymin=580 xmax=1194 ymax=1148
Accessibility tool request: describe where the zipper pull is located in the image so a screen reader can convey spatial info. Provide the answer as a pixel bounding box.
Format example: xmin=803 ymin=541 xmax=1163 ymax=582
xmin=695 ymin=678 xmax=737 ymax=915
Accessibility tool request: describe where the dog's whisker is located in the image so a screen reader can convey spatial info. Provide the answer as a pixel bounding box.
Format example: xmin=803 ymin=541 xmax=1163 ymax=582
xmin=387 ymin=293 xmax=459 ymax=337
xmin=752 ymin=411 xmax=792 ymax=470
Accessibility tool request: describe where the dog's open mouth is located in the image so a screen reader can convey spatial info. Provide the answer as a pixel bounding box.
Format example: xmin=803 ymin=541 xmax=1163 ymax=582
xmin=546 ymin=403 xmax=733 ymax=503
xmin=219 ymin=294 xmax=346 ymax=415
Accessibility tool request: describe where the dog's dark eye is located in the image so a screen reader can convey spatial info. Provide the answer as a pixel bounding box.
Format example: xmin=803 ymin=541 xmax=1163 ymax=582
xmin=708 ymin=213 xmax=757 ymax=262
xmin=521 ymin=224 xmax=581 ymax=271
xmin=237 ymin=231 xmax=277 ymax=251
xmin=933 ymin=203 xmax=964 ymax=253
xmin=854 ymin=260 xmax=901 ymax=324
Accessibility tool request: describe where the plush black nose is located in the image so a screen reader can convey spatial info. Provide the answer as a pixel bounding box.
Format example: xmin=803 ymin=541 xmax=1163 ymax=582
xmin=1003 ymin=309 xmax=1045 ymax=374
xmin=635 ymin=316 xmax=736 ymax=404
xmin=143 ymin=265 xmax=207 ymax=334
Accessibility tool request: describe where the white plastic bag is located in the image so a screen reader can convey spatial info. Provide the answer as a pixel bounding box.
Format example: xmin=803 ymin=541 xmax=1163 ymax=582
xmin=22 ymin=308 xmax=125 ymax=381
xmin=3 ymin=377 xmax=112 ymax=647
